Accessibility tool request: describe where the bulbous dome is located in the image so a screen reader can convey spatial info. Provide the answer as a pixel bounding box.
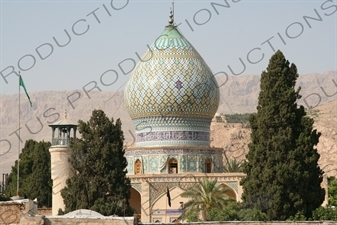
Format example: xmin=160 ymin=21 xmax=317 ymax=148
xmin=124 ymin=25 xmax=220 ymax=147
xmin=124 ymin=25 xmax=220 ymax=119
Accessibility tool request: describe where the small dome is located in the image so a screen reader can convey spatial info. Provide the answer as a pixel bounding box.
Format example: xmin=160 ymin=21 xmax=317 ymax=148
xmin=124 ymin=25 xmax=219 ymax=119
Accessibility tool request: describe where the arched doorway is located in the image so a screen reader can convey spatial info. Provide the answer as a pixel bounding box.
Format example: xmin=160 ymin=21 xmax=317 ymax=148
xmin=205 ymin=158 xmax=212 ymax=173
xmin=129 ymin=187 xmax=141 ymax=219
xmin=151 ymin=186 xmax=185 ymax=223
xmin=218 ymin=183 xmax=237 ymax=200
xmin=134 ymin=159 xmax=142 ymax=175
xmin=168 ymin=158 xmax=178 ymax=174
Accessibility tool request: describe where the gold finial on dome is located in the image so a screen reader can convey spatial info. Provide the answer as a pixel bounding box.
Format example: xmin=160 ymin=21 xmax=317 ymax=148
xmin=168 ymin=1 xmax=174 ymax=25
xmin=168 ymin=10 xmax=174 ymax=25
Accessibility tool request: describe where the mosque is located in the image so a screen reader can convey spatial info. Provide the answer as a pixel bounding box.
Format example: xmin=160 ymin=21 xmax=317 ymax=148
xmin=49 ymin=10 xmax=245 ymax=222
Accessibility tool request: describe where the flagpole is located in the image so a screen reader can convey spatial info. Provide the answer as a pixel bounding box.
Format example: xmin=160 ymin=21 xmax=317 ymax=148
xmin=15 ymin=73 xmax=32 ymax=197
xmin=17 ymin=72 xmax=20 ymax=197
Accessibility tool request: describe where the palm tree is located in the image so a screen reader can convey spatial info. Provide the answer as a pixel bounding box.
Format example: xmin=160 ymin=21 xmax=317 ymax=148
xmin=223 ymin=158 xmax=243 ymax=172
xmin=180 ymin=178 xmax=234 ymax=221
xmin=223 ymin=153 xmax=243 ymax=172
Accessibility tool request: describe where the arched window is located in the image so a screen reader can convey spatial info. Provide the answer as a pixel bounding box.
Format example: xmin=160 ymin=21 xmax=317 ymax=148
xmin=168 ymin=158 xmax=178 ymax=174
xmin=205 ymin=158 xmax=212 ymax=173
xmin=134 ymin=159 xmax=142 ymax=175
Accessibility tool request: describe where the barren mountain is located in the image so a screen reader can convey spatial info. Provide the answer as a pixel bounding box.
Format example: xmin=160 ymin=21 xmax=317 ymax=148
xmin=210 ymin=100 xmax=337 ymax=177
xmin=0 ymin=71 xmax=336 ymax=176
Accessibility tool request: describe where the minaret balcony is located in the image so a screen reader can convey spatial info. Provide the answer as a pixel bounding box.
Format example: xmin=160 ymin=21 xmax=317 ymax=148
xmin=51 ymin=137 xmax=70 ymax=146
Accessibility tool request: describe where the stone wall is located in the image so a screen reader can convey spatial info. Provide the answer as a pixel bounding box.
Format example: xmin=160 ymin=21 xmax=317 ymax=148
xmin=0 ymin=201 xmax=137 ymax=225
xmin=44 ymin=216 xmax=137 ymax=225
xmin=19 ymin=214 xmax=44 ymax=225
xmin=0 ymin=202 xmax=22 ymax=224
xmin=140 ymin=222 xmax=337 ymax=225
xmin=38 ymin=208 xmax=52 ymax=216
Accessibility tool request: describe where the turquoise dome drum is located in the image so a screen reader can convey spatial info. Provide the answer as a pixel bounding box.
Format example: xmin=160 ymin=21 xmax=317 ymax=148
xmin=124 ymin=25 xmax=220 ymax=147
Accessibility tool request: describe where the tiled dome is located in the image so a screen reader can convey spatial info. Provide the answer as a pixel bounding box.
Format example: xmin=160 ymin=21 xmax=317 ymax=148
xmin=124 ymin=25 xmax=220 ymax=147
xmin=125 ymin=25 xmax=219 ymax=119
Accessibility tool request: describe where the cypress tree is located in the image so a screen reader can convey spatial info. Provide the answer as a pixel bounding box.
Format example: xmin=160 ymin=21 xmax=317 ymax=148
xmin=240 ymin=50 xmax=325 ymax=220
xmin=61 ymin=109 xmax=133 ymax=216
xmin=6 ymin=140 xmax=52 ymax=207
xmin=29 ymin=141 xmax=52 ymax=208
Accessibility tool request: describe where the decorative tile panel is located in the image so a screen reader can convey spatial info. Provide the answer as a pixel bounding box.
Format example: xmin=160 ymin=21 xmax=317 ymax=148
xmin=132 ymin=183 xmax=142 ymax=194
xmin=187 ymin=155 xmax=197 ymax=171
xmin=149 ymin=155 xmax=159 ymax=172
xmin=136 ymin=131 xmax=209 ymax=142
xmin=179 ymin=155 xmax=186 ymax=172
xmin=125 ymin=149 xmax=222 ymax=157
xmin=212 ymin=155 xmax=223 ymax=172
xmin=159 ymin=155 xmax=168 ymax=171
xmin=150 ymin=182 xmax=179 ymax=205
xmin=127 ymin=157 xmax=134 ymax=174
xmin=142 ymin=156 xmax=148 ymax=173
xmin=224 ymin=181 xmax=238 ymax=193
xmin=198 ymin=155 xmax=206 ymax=172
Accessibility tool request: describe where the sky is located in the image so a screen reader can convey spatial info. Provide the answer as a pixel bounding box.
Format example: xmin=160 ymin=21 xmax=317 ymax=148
xmin=0 ymin=0 xmax=336 ymax=96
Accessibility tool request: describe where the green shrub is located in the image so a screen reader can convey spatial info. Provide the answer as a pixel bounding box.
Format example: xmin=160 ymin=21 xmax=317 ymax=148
xmin=312 ymin=206 xmax=337 ymax=221
xmin=207 ymin=202 xmax=240 ymax=221
xmin=183 ymin=210 xmax=199 ymax=222
xmin=287 ymin=212 xmax=307 ymax=221
xmin=238 ymin=208 xmax=268 ymax=221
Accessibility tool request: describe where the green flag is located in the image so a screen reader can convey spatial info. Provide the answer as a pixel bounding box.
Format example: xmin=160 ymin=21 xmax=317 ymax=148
xmin=19 ymin=76 xmax=32 ymax=107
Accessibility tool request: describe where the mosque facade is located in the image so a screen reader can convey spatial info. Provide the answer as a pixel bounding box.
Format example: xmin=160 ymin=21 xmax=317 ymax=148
xmin=48 ymin=12 xmax=330 ymax=221
xmin=47 ymin=19 xmax=245 ymax=219
xmin=123 ymin=12 xmax=244 ymax=223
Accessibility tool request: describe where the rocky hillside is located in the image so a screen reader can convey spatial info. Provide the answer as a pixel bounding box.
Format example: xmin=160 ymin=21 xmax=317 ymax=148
xmin=0 ymin=71 xmax=336 ymax=176
xmin=210 ymin=100 xmax=337 ymax=177
xmin=310 ymin=101 xmax=337 ymax=177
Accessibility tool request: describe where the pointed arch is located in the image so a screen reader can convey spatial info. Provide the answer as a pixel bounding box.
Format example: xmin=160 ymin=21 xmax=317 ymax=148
xmin=205 ymin=158 xmax=212 ymax=173
xmin=129 ymin=187 xmax=141 ymax=217
xmin=168 ymin=158 xmax=178 ymax=174
xmin=134 ymin=159 xmax=142 ymax=175
xmin=151 ymin=186 xmax=185 ymax=212
xmin=217 ymin=183 xmax=237 ymax=201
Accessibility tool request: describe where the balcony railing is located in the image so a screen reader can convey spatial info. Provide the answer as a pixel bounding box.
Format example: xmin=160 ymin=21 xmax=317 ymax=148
xmin=51 ymin=137 xmax=70 ymax=146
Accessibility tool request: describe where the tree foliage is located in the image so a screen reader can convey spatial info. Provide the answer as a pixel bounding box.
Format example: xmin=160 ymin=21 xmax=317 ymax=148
xmin=61 ymin=109 xmax=133 ymax=216
xmin=237 ymin=208 xmax=268 ymax=221
xmin=0 ymin=194 xmax=10 ymax=201
xmin=180 ymin=178 xmax=234 ymax=221
xmin=311 ymin=206 xmax=337 ymax=221
xmin=5 ymin=140 xmax=52 ymax=207
xmin=206 ymin=202 xmax=240 ymax=221
xmin=328 ymin=177 xmax=337 ymax=206
xmin=240 ymin=50 xmax=325 ymax=220
xmin=205 ymin=202 xmax=268 ymax=221
xmin=183 ymin=210 xmax=199 ymax=222
xmin=225 ymin=113 xmax=251 ymax=123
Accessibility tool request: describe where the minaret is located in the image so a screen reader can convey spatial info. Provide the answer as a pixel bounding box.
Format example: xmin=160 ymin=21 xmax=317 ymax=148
xmin=48 ymin=110 xmax=77 ymax=215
